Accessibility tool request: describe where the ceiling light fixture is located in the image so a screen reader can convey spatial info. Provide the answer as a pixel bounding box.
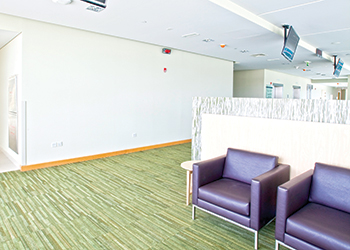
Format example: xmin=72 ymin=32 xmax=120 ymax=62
xmin=251 ymin=53 xmax=266 ymax=57
xmin=182 ymin=32 xmax=200 ymax=38
xmin=52 ymin=0 xmax=72 ymax=4
xmin=267 ymin=58 xmax=280 ymax=62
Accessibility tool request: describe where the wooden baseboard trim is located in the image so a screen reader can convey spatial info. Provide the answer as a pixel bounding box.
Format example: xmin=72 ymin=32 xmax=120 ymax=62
xmin=21 ymin=139 xmax=191 ymax=172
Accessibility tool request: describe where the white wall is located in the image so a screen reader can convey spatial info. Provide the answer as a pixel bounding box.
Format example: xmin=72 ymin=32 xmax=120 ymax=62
xmin=201 ymin=114 xmax=350 ymax=178
xmin=233 ymin=70 xmax=264 ymax=98
xmin=234 ymin=69 xmax=337 ymax=99
xmin=0 ymin=33 xmax=22 ymax=165
xmin=0 ymin=14 xmax=233 ymax=165
xmin=264 ymin=69 xmax=311 ymax=99
xmin=348 ymin=77 xmax=350 ymax=100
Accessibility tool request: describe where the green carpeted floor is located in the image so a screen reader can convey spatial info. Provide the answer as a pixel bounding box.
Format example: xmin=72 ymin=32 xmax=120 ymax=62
xmin=0 ymin=143 xmax=286 ymax=249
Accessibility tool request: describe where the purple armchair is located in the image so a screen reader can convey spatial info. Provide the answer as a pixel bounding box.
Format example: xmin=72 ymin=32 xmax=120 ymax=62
xmin=275 ymin=163 xmax=350 ymax=250
xmin=192 ymin=148 xmax=290 ymax=249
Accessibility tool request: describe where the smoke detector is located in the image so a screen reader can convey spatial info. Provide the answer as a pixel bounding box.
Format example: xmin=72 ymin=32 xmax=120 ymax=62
xmin=52 ymin=0 xmax=72 ymax=4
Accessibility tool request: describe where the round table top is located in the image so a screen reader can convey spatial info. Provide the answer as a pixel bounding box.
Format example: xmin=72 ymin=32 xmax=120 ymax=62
xmin=181 ymin=160 xmax=200 ymax=171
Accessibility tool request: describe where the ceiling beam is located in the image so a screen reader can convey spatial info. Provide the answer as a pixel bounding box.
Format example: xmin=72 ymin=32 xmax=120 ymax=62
xmin=208 ymin=0 xmax=350 ymax=71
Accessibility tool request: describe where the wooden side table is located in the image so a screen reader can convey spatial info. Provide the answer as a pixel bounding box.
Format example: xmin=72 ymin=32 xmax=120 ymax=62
xmin=181 ymin=160 xmax=200 ymax=206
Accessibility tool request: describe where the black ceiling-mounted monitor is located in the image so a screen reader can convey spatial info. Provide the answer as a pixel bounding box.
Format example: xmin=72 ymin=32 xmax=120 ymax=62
xmin=81 ymin=0 xmax=106 ymax=8
xmin=281 ymin=26 xmax=300 ymax=62
xmin=333 ymin=58 xmax=344 ymax=78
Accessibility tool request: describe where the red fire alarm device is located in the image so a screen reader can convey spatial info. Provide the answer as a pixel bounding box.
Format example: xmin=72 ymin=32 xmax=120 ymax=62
xmin=162 ymin=48 xmax=171 ymax=54
xmin=164 ymin=68 xmax=167 ymax=73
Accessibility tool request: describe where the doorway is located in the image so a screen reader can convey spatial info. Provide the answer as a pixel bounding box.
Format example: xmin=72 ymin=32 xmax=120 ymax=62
xmin=306 ymin=84 xmax=313 ymax=99
xmin=273 ymin=83 xmax=283 ymax=99
xmin=293 ymin=85 xmax=301 ymax=99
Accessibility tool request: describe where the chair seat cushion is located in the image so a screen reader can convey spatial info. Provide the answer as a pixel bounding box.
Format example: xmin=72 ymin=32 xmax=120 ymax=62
xmin=198 ymin=178 xmax=250 ymax=216
xmin=286 ymin=202 xmax=350 ymax=250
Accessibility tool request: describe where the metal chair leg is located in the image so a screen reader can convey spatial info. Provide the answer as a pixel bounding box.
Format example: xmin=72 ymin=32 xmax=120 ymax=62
xmin=254 ymin=231 xmax=259 ymax=249
xmin=192 ymin=205 xmax=196 ymax=220
xmin=275 ymin=240 xmax=280 ymax=250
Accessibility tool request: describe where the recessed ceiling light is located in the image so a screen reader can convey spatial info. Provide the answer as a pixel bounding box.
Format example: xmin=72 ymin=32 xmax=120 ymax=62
xmin=331 ymin=42 xmax=341 ymax=45
xmin=52 ymin=0 xmax=72 ymax=4
xmin=182 ymin=32 xmax=200 ymax=38
xmin=251 ymin=53 xmax=266 ymax=57
xmin=267 ymin=58 xmax=280 ymax=62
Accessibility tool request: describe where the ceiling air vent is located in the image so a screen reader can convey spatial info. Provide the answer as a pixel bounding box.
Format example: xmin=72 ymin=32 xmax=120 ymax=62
xmin=81 ymin=0 xmax=106 ymax=12
xmin=203 ymin=38 xmax=214 ymax=42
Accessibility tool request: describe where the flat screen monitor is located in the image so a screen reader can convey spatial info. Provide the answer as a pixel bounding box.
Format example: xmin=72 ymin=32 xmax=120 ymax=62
xmin=333 ymin=58 xmax=344 ymax=78
xmin=81 ymin=0 xmax=106 ymax=8
xmin=281 ymin=26 xmax=300 ymax=62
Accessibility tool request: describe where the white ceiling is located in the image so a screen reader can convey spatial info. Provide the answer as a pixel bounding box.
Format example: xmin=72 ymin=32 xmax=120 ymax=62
xmin=0 ymin=0 xmax=349 ymax=81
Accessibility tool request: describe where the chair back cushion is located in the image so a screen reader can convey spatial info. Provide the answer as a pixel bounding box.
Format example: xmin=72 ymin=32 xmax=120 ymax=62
xmin=309 ymin=162 xmax=350 ymax=213
xmin=222 ymin=148 xmax=278 ymax=184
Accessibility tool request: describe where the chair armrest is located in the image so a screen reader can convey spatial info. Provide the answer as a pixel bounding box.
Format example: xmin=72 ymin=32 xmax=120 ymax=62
xmin=250 ymin=164 xmax=290 ymax=231
xmin=192 ymin=155 xmax=226 ymax=205
xmin=275 ymin=169 xmax=313 ymax=242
